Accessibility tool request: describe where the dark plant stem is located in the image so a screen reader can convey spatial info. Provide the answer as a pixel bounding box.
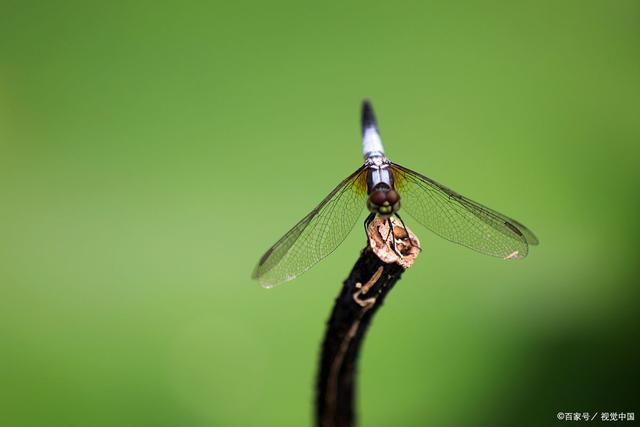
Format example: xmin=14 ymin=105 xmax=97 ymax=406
xmin=315 ymin=247 xmax=407 ymax=427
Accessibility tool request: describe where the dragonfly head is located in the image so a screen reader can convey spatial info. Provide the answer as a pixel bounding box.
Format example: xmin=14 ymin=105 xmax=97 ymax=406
xmin=367 ymin=185 xmax=401 ymax=218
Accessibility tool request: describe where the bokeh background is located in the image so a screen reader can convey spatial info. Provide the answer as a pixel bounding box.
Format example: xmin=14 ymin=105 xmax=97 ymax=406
xmin=1 ymin=1 xmax=639 ymax=426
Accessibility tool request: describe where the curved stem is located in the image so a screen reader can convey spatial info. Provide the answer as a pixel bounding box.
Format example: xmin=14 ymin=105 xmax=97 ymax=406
xmin=315 ymin=247 xmax=406 ymax=427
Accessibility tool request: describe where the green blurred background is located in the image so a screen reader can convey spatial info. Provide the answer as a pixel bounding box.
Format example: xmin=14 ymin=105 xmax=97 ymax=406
xmin=1 ymin=1 xmax=639 ymax=426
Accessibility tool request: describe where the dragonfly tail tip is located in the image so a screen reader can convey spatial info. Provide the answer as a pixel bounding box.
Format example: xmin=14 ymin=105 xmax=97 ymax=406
xmin=361 ymin=99 xmax=377 ymax=131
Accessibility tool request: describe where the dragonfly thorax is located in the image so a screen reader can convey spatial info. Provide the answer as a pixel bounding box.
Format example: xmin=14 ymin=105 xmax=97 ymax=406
xmin=365 ymin=157 xmax=399 ymax=218
xmin=365 ymin=157 xmax=392 ymax=189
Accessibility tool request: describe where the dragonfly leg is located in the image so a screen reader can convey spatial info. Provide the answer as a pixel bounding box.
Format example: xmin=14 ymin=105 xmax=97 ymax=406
xmin=363 ymin=212 xmax=376 ymax=235
xmin=363 ymin=212 xmax=376 ymax=247
xmin=395 ymin=212 xmax=422 ymax=252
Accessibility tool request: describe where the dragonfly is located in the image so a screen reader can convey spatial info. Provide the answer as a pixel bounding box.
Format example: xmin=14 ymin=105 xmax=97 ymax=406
xmin=253 ymin=100 xmax=538 ymax=288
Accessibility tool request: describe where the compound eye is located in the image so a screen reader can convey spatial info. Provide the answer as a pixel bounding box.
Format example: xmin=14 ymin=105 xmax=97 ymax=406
xmin=386 ymin=189 xmax=400 ymax=205
xmin=369 ymin=190 xmax=386 ymax=206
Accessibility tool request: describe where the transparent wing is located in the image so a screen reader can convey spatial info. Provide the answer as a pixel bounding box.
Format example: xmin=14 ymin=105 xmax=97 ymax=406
xmin=392 ymin=163 xmax=538 ymax=259
xmin=253 ymin=166 xmax=368 ymax=288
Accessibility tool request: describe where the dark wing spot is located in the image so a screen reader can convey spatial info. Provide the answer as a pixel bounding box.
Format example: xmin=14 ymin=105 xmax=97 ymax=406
xmin=258 ymin=247 xmax=274 ymax=266
xmin=504 ymin=221 xmax=524 ymax=237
